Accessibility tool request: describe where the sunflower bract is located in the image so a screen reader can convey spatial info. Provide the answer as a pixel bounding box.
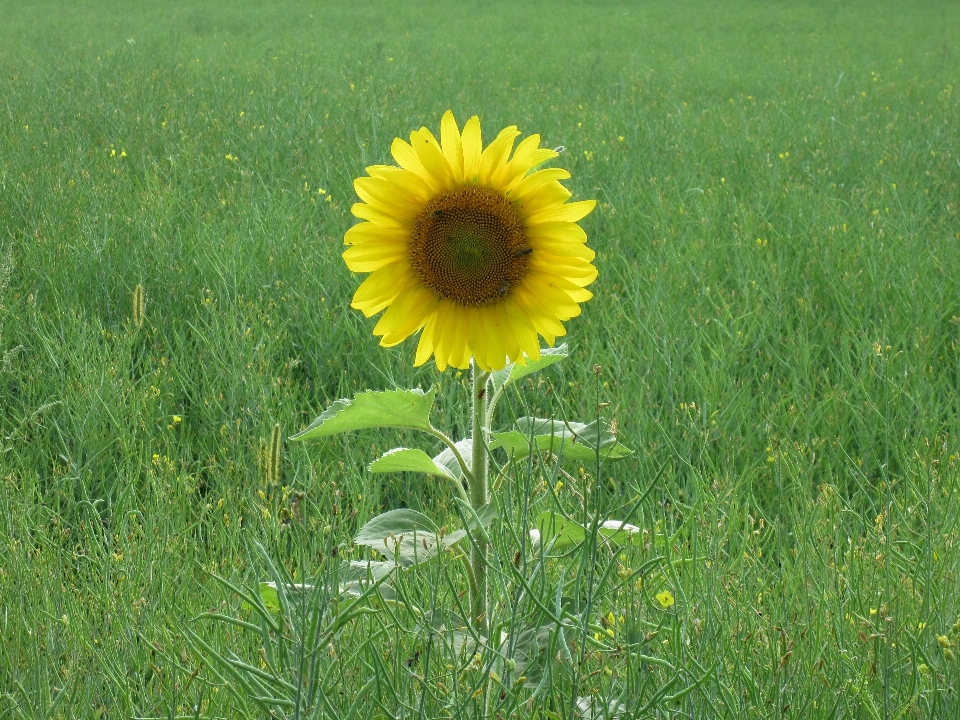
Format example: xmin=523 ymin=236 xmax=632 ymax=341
xmin=343 ymin=110 xmax=597 ymax=371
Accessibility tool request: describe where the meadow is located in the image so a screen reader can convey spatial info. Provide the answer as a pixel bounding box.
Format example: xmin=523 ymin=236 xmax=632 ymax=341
xmin=1 ymin=0 xmax=959 ymax=717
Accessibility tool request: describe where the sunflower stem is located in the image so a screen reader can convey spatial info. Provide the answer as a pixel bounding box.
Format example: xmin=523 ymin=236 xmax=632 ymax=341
xmin=470 ymin=363 xmax=490 ymax=632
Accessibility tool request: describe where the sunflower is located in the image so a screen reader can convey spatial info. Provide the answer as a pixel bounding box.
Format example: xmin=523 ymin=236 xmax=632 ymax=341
xmin=343 ymin=110 xmax=597 ymax=372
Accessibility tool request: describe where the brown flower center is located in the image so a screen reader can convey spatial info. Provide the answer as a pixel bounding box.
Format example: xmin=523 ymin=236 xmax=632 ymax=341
xmin=409 ymin=186 xmax=530 ymax=307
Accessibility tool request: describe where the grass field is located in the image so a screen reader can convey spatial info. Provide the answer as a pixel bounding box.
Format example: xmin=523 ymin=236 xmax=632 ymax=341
xmin=2 ymin=0 xmax=960 ymax=717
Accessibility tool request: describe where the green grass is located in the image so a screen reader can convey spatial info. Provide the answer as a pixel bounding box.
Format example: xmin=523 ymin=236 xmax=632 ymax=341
xmin=1 ymin=0 xmax=960 ymax=716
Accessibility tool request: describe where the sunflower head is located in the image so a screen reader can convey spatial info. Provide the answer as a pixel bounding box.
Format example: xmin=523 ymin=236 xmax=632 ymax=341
xmin=344 ymin=110 xmax=597 ymax=371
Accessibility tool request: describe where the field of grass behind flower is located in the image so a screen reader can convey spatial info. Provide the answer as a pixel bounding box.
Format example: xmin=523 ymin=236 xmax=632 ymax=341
xmin=2 ymin=0 xmax=960 ymax=716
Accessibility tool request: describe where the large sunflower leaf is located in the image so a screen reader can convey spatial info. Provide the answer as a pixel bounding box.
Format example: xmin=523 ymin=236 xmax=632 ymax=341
xmin=355 ymin=508 xmax=439 ymax=540
xmin=490 ymin=344 xmax=568 ymax=394
xmin=532 ymin=511 xmax=585 ymax=549
xmin=598 ymin=519 xmax=644 ymax=544
xmin=531 ymin=512 xmax=643 ymax=551
xmin=433 ymin=438 xmax=471 ymax=481
xmin=515 ymin=417 xmax=612 ymax=448
xmin=368 ymin=448 xmax=457 ymax=480
xmin=290 ymin=388 xmax=436 ymax=442
xmin=355 ymin=509 xmax=467 ymax=568
xmin=257 ymin=581 xmax=315 ymax=615
xmin=338 ymin=560 xmax=398 ymax=598
xmin=490 ymin=417 xmax=632 ymax=462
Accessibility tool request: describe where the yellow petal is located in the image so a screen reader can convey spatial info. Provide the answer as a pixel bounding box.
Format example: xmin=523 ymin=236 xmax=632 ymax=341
xmin=529 ymin=242 xmax=596 ymax=264
xmin=526 ymin=199 xmax=596 ymax=225
xmin=391 ymin=137 xmax=440 ymax=192
xmin=490 ymin=133 xmax=541 ymax=190
xmin=514 ymin=279 xmax=581 ymax=320
xmin=529 ymin=147 xmax=559 ymax=169
xmin=532 ymin=271 xmax=595 ymax=297
xmin=351 ymin=203 xmax=412 ymax=228
xmin=516 ymin=182 xmax=572 ymax=217
xmin=470 ymin=306 xmax=502 ymax=370
xmin=503 ymin=300 xmax=540 ymax=360
xmin=461 ymin=306 xmax=486 ymax=370
xmin=448 ymin=307 xmax=472 ymax=370
xmin=526 ymin=221 xmax=588 ymax=245
xmin=414 ymin=313 xmax=439 ymax=366
xmin=511 ymin=286 xmax=568 ymax=337
xmin=374 ymin=286 xmax=440 ymax=346
xmin=344 ymin=222 xmax=410 ymax=246
xmin=477 ymin=126 xmax=520 ymax=185
xmin=564 ymin=286 xmax=593 ymax=303
xmin=411 ymin=127 xmax=455 ymax=190
xmin=354 ymin=177 xmax=422 ymax=219
xmin=494 ymin=303 xmax=521 ymax=367
xmin=529 ymin=254 xmax=598 ymax=279
xmin=509 ymin=168 xmax=571 ymax=204
xmin=366 ymin=166 xmax=433 ymax=202
xmin=343 ymin=241 xmax=409 ymax=272
xmin=350 ymin=264 xmax=415 ymax=317
xmin=364 ymin=164 xmax=396 ymax=175
xmin=431 ymin=303 xmax=458 ymax=371
xmin=503 ymin=135 xmax=540 ymax=190
xmin=461 ymin=116 xmax=482 ymax=182
xmin=440 ymin=110 xmax=464 ymax=183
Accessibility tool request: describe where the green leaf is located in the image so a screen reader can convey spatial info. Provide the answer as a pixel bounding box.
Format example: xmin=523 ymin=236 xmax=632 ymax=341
xmin=516 ymin=417 xmax=613 ymax=449
xmin=490 ymin=344 xmax=568 ymax=394
xmin=290 ymin=388 xmax=436 ymax=442
xmin=453 ymin=499 xmax=498 ymax=544
xmin=368 ymin=447 xmax=456 ymax=480
xmin=339 ymin=560 xmax=397 ymax=598
xmin=257 ymin=581 xmax=314 ymax=615
xmin=598 ymin=519 xmax=644 ymax=544
xmin=259 ymin=582 xmax=281 ymax=615
xmin=354 ymin=509 xmax=467 ymax=568
xmin=490 ymin=418 xmax=632 ymax=462
xmin=433 ymin=439 xmax=471 ymax=481
xmin=532 ymin=512 xmax=642 ymax=550
xmin=533 ymin=511 xmax=585 ymax=549
xmin=355 ymin=508 xmax=439 ymax=539
xmin=497 ymin=624 xmax=558 ymax=689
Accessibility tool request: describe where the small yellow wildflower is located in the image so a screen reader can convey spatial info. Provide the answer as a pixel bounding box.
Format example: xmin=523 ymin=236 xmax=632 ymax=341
xmin=656 ymin=591 xmax=675 ymax=609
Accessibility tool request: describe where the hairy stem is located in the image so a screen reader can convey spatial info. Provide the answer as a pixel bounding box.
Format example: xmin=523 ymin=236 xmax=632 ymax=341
xmin=470 ymin=363 xmax=490 ymax=631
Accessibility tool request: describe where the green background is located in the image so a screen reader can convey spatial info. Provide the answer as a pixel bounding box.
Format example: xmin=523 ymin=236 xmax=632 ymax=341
xmin=1 ymin=0 xmax=959 ymax=716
